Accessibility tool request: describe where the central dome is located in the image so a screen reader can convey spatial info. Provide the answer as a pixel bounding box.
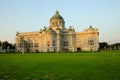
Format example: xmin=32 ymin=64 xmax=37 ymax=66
xmin=50 ymin=11 xmax=64 ymax=21
xmin=50 ymin=11 xmax=65 ymax=29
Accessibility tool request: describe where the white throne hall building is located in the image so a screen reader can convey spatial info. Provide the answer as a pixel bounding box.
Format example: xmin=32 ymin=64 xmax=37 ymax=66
xmin=15 ymin=11 xmax=99 ymax=52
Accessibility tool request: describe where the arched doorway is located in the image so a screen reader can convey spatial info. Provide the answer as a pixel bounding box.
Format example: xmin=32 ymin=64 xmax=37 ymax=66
xmin=77 ymin=47 xmax=81 ymax=52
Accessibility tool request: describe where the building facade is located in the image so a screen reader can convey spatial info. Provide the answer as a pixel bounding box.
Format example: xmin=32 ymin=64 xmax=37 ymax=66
xmin=15 ymin=11 xmax=99 ymax=52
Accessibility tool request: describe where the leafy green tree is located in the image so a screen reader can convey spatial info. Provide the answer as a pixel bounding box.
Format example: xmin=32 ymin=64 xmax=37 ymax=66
xmin=2 ymin=41 xmax=15 ymax=49
xmin=2 ymin=41 xmax=9 ymax=49
xmin=0 ymin=41 xmax=2 ymax=47
xmin=99 ymin=42 xmax=108 ymax=50
xmin=111 ymin=43 xmax=120 ymax=50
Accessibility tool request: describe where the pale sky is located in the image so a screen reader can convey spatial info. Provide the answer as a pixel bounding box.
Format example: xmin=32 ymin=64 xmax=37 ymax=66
xmin=0 ymin=0 xmax=120 ymax=44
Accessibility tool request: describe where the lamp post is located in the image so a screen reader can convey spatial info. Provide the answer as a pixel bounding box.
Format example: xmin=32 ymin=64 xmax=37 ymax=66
xmin=109 ymin=41 xmax=111 ymax=51
xmin=3 ymin=42 xmax=5 ymax=53
xmin=7 ymin=46 xmax=9 ymax=52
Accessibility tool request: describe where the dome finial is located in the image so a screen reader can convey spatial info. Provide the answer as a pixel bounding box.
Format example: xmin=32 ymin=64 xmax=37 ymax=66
xmin=90 ymin=25 xmax=92 ymax=28
xmin=55 ymin=10 xmax=59 ymax=15
xmin=50 ymin=10 xmax=64 ymax=21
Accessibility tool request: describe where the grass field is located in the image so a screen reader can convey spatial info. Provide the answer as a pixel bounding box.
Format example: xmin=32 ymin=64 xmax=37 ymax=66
xmin=0 ymin=50 xmax=120 ymax=80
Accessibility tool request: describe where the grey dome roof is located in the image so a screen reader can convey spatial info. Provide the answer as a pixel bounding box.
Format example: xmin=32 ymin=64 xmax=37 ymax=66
xmin=50 ymin=11 xmax=64 ymax=21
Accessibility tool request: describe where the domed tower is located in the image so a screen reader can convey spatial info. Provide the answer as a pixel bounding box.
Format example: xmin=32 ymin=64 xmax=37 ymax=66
xmin=50 ymin=11 xmax=65 ymax=30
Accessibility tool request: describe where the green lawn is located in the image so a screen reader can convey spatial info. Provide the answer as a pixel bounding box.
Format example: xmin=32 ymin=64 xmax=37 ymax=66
xmin=0 ymin=50 xmax=120 ymax=80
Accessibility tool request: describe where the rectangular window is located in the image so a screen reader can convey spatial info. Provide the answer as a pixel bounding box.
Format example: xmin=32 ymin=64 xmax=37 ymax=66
xmin=27 ymin=43 xmax=31 ymax=48
xmin=47 ymin=41 xmax=50 ymax=46
xmin=18 ymin=43 xmax=20 ymax=48
xmin=48 ymin=41 xmax=50 ymax=44
xmin=63 ymin=48 xmax=69 ymax=52
xmin=88 ymin=40 xmax=94 ymax=45
xmin=53 ymin=41 xmax=55 ymax=46
xmin=48 ymin=44 xmax=50 ymax=46
xmin=63 ymin=41 xmax=69 ymax=46
xmin=35 ymin=43 xmax=39 ymax=47
xmin=30 ymin=43 xmax=33 ymax=47
xmin=20 ymin=43 xmax=22 ymax=48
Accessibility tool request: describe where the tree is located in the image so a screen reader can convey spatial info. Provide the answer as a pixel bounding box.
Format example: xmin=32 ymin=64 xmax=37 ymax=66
xmin=0 ymin=41 xmax=2 ymax=47
xmin=2 ymin=41 xmax=15 ymax=49
xmin=2 ymin=41 xmax=9 ymax=49
xmin=99 ymin=42 xmax=108 ymax=50
xmin=111 ymin=43 xmax=120 ymax=50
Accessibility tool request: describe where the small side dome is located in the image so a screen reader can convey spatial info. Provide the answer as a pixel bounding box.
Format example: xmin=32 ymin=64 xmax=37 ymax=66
xmin=50 ymin=10 xmax=64 ymax=21
xmin=88 ymin=25 xmax=95 ymax=30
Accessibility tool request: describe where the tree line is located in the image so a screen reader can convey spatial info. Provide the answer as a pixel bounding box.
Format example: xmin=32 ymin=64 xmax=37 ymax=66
xmin=0 ymin=40 xmax=120 ymax=53
xmin=99 ymin=42 xmax=120 ymax=50
xmin=0 ymin=41 xmax=15 ymax=52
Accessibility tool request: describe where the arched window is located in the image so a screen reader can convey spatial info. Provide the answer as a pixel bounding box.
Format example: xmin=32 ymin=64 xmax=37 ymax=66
xmin=27 ymin=39 xmax=33 ymax=48
xmin=53 ymin=22 xmax=58 ymax=26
